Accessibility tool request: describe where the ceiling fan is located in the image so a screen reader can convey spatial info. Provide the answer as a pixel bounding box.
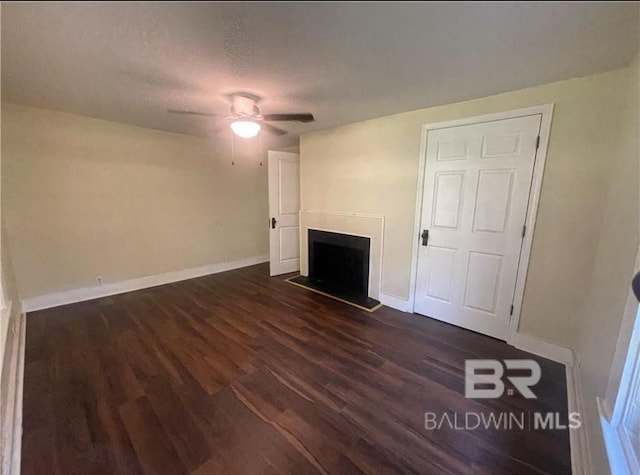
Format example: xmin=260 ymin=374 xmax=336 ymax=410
xmin=168 ymin=92 xmax=314 ymax=138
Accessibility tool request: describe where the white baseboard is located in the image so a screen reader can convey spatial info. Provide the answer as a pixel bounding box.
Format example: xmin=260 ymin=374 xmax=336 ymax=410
xmin=567 ymin=365 xmax=592 ymax=475
xmin=510 ymin=332 xmax=575 ymax=366
xmin=23 ymin=254 xmax=269 ymax=312
xmin=0 ymin=309 xmax=26 ymax=475
xmin=379 ymin=293 xmax=410 ymax=312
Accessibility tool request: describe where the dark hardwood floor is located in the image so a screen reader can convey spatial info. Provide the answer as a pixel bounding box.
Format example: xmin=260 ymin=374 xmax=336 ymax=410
xmin=22 ymin=263 xmax=571 ymax=474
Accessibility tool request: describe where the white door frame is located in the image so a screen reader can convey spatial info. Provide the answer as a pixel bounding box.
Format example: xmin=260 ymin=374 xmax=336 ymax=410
xmin=408 ymin=104 xmax=554 ymax=343
xmin=599 ymin=243 xmax=640 ymax=474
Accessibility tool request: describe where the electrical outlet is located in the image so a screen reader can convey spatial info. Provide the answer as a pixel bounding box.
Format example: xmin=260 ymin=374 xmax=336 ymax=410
xmin=96 ymin=276 xmax=103 ymax=286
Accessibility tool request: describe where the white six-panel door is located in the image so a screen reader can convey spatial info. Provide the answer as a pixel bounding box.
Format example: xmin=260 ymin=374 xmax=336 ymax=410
xmin=414 ymin=115 xmax=541 ymax=340
xmin=268 ymin=151 xmax=300 ymax=276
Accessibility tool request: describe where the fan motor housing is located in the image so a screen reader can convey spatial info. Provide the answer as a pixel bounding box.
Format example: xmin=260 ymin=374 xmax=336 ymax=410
xmin=231 ymin=94 xmax=260 ymax=118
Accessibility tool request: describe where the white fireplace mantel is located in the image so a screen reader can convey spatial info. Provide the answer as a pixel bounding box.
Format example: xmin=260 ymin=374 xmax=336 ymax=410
xmin=299 ymin=210 xmax=384 ymax=300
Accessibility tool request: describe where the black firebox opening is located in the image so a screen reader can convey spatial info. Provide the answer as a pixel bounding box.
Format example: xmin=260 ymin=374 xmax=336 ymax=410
xmin=311 ymin=241 xmax=366 ymax=297
xmin=289 ymin=229 xmax=380 ymax=309
xmin=306 ymin=229 xmax=372 ymax=305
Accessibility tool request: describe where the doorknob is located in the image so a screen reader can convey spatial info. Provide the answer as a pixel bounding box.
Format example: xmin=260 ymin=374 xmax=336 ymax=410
xmin=421 ymin=229 xmax=429 ymax=246
xmin=271 ymin=217 xmax=277 ymax=229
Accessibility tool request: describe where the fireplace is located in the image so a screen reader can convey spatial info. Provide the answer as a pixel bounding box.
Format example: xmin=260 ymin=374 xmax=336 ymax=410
xmin=289 ymin=229 xmax=380 ymax=309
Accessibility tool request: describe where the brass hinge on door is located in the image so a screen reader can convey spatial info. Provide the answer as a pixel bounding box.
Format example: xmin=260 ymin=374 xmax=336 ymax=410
xmin=510 ymin=305 xmax=514 ymax=316
xmin=536 ymin=136 xmax=540 ymax=149
xmin=522 ymin=225 xmax=527 ymax=238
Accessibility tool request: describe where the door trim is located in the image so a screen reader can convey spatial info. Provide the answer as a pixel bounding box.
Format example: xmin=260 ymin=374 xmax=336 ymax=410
xmin=408 ymin=104 xmax=554 ymax=344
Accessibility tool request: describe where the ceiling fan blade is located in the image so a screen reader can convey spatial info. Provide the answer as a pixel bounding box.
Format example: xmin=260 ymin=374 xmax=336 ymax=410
xmin=168 ymin=109 xmax=220 ymax=117
xmin=261 ymin=123 xmax=288 ymax=136
xmin=262 ymin=113 xmax=315 ymax=123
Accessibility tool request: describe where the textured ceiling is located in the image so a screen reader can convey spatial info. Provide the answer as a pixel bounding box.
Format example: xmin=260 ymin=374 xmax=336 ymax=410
xmin=2 ymin=2 xmax=638 ymax=148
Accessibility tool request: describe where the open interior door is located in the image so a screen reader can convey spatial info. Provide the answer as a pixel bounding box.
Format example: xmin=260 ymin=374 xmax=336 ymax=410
xmin=268 ymin=151 xmax=300 ymax=276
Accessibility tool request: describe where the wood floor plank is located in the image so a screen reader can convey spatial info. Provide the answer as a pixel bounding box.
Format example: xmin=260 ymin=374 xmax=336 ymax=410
xmin=119 ymin=396 xmax=186 ymax=475
xmin=22 ymin=263 xmax=572 ymax=475
xmin=145 ymin=377 xmax=211 ymax=472
xmin=190 ymin=456 xmax=239 ymax=475
xmin=52 ymin=379 xmax=96 ymax=474
xmin=21 ymin=426 xmax=58 ymax=475
xmin=92 ymin=397 xmax=144 ymax=475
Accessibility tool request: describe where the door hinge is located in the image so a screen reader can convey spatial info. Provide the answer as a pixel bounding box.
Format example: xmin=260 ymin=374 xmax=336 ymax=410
xmin=510 ymin=305 xmax=514 ymax=316
xmin=535 ymin=135 xmax=540 ymax=149
xmin=522 ymin=224 xmax=527 ymax=238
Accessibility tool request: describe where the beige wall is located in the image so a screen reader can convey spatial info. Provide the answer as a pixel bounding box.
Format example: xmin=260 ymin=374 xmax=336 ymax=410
xmin=0 ymin=96 xmax=22 ymax=365
xmin=578 ymin=56 xmax=639 ymax=474
xmin=2 ymin=103 xmax=269 ymax=299
xmin=301 ymin=66 xmax=634 ymax=350
xmin=1 ymin=91 xmax=26 ymax=473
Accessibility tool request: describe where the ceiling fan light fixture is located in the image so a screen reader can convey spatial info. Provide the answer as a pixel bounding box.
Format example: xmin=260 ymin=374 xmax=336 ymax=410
xmin=230 ymin=120 xmax=260 ymax=138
